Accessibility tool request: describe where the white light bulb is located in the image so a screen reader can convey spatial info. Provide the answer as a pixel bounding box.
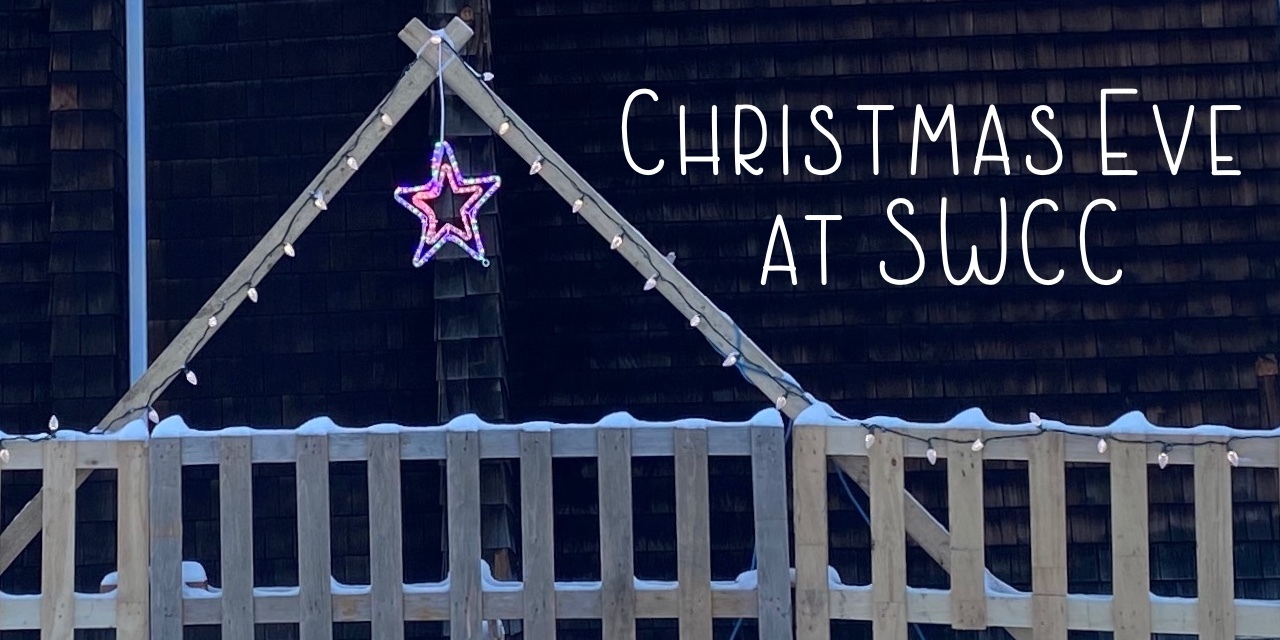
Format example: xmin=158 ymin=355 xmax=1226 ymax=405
xmin=313 ymin=192 xmax=327 ymax=211
xmin=49 ymin=415 xmax=59 ymax=432
xmin=1097 ymin=438 xmax=1108 ymax=454
xmin=926 ymin=447 xmax=938 ymax=465
xmin=247 ymin=287 xmax=259 ymax=303
xmin=148 ymin=408 xmax=160 ymax=424
xmin=775 ymin=396 xmax=787 ymax=410
xmin=864 ymin=432 xmax=876 ymax=449
xmin=609 ymin=235 xmax=623 ymax=250
xmin=689 ymin=314 xmax=701 ymax=328
xmin=1029 ymin=411 xmax=1042 ymax=427
xmin=666 ymin=251 xmax=676 ymax=263
xmin=722 ymin=352 xmax=739 ymax=367
xmin=380 ymin=113 xmax=394 ymax=126
xmin=971 ymin=438 xmax=984 ymax=452
xmin=185 ymin=370 xmax=199 ymax=386
xmin=429 ymin=35 xmax=442 ymax=45
xmin=0 ymin=448 xmax=9 ymax=464
xmin=482 ymin=71 xmax=495 ymax=82
xmin=283 ymin=243 xmax=296 ymax=258
xmin=529 ymin=157 xmax=543 ymax=175
xmin=1157 ymin=451 xmax=1169 ymax=469
xmin=643 ymin=275 xmax=657 ymax=291
xmin=498 ymin=121 xmax=510 ymax=135
xmin=572 ymin=198 xmax=584 ymax=213
xmin=1227 ymin=450 xmax=1239 ymax=467
xmin=345 ymin=156 xmax=360 ymax=171
xmin=208 ymin=316 xmax=217 ymax=328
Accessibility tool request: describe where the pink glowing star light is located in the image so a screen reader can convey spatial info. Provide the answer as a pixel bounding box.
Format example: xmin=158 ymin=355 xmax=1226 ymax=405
xmin=394 ymin=140 xmax=501 ymax=267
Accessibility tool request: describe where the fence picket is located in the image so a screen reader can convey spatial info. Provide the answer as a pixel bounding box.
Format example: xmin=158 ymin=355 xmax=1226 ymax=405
xmin=947 ymin=432 xmax=986 ymax=629
xmin=220 ymin=436 xmax=254 ymax=640
xmin=1110 ymin=441 xmax=1151 ymax=640
xmin=116 ymin=440 xmax=150 ymax=639
xmin=1030 ymin=433 xmax=1067 ymax=640
xmin=149 ymin=437 xmax=184 ymax=637
xmin=675 ymin=427 xmax=711 ymax=640
xmin=794 ymin=422 xmax=829 ymax=640
xmin=447 ymin=430 xmax=482 ymax=639
xmin=871 ymin=432 xmax=906 ymax=640
xmin=40 ymin=440 xmax=75 ymax=640
xmin=1195 ymin=443 xmax=1235 ymax=640
xmin=598 ymin=427 xmax=636 ymax=640
xmin=520 ymin=429 xmax=556 ymax=639
xmin=752 ymin=424 xmax=793 ymax=640
xmin=369 ymin=433 xmax=405 ymax=640
xmin=297 ymin=435 xmax=333 ymax=640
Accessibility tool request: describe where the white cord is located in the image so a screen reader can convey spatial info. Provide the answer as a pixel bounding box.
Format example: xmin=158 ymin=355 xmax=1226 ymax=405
xmin=438 ymin=40 xmax=446 ymax=144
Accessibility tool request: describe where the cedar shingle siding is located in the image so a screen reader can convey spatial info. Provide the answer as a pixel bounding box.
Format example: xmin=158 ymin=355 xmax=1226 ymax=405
xmin=0 ymin=1 xmax=1278 ymax=638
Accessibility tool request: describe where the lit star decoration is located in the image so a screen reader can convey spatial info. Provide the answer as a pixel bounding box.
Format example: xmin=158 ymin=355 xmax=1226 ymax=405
xmin=393 ymin=141 xmax=501 ymax=267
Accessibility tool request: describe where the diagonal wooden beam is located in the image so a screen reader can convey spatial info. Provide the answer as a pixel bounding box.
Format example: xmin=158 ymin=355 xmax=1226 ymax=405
xmin=403 ymin=19 xmax=1032 ymax=638
xmin=0 ymin=17 xmax=476 ymax=574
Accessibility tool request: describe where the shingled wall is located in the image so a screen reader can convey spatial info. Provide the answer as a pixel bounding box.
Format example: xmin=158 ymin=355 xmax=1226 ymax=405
xmin=490 ymin=2 xmax=1280 ymax=638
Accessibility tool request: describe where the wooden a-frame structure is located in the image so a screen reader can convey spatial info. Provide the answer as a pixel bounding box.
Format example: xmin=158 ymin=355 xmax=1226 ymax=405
xmin=0 ymin=17 xmax=1033 ymax=640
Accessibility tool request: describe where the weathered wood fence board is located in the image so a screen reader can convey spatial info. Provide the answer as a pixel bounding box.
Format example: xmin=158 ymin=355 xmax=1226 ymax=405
xmin=40 ymin=441 xmax=75 ymax=640
xmin=1110 ymin=441 xmax=1152 ymax=640
xmin=675 ymin=428 xmax=712 ymax=640
xmin=751 ymin=424 xmax=793 ymax=640
xmin=149 ymin=437 xmax=184 ymax=638
xmin=794 ymin=423 xmax=830 ymax=640
xmin=297 ymin=435 xmax=334 ymax=640
xmin=448 ymin=430 xmax=483 ymax=640
xmin=947 ymin=431 xmax=986 ymax=629
xmin=1194 ymin=443 xmax=1235 ymax=640
xmin=520 ymin=429 xmax=556 ymax=639
xmin=871 ymin=433 xmax=908 ymax=640
xmin=369 ymin=433 xmax=406 ymax=640
xmin=1030 ymin=433 xmax=1068 ymax=640
xmin=598 ymin=427 xmax=636 ymax=640
xmin=220 ymin=436 xmax=254 ymax=640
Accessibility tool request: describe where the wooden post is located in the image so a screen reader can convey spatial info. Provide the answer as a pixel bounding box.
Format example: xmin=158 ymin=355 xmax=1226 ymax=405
xmin=1195 ymin=443 xmax=1235 ymax=640
xmin=675 ymin=428 xmax=712 ymax=640
xmin=1029 ymin=433 xmax=1067 ymax=640
xmin=0 ymin=17 xmax=478 ymax=575
xmin=220 ymin=436 xmax=254 ymax=640
xmin=448 ymin=430 xmax=483 ymax=639
xmin=793 ymin=421 xmax=829 ymax=640
xmin=1109 ymin=441 xmax=1151 ymax=640
xmin=751 ymin=423 xmax=793 ymax=640
xmin=297 ymin=435 xmax=334 ymax=639
xmin=40 ymin=441 xmax=76 ymax=640
xmin=149 ymin=437 xmax=184 ymax=637
xmin=870 ymin=433 xmax=907 ymax=640
xmin=597 ymin=427 xmax=636 ymax=640
xmin=947 ymin=432 xmax=986 ymax=629
xmin=519 ymin=429 xmax=556 ymax=639
xmin=369 ymin=433 xmax=406 ymax=640
xmin=117 ymin=440 xmax=150 ymax=639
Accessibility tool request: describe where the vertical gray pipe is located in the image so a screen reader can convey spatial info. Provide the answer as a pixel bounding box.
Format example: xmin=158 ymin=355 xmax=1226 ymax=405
xmin=126 ymin=0 xmax=147 ymax=381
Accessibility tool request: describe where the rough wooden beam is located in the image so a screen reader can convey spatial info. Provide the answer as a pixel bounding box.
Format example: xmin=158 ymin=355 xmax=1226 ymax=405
xmin=404 ymin=17 xmax=1036 ymax=639
xmin=0 ymin=17 xmax=476 ymax=575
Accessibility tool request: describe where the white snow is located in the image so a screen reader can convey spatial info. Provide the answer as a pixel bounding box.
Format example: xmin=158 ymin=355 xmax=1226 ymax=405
xmin=799 ymin=402 xmax=1273 ymax=439
xmin=151 ymin=409 xmax=783 ymax=438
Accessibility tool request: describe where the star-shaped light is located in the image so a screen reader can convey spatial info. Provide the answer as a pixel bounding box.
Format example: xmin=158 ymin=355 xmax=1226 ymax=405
xmin=394 ymin=141 xmax=501 ymax=267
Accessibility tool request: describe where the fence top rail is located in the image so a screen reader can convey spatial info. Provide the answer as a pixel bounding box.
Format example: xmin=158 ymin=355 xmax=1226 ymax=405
xmin=0 ymin=422 xmax=148 ymax=470
xmin=799 ymin=403 xmax=1280 ymax=468
xmin=151 ymin=410 xmax=783 ymax=465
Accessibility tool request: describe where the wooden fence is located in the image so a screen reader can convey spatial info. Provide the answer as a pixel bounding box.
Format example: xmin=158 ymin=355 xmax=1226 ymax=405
xmin=3 ymin=414 xmax=1276 ymax=639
